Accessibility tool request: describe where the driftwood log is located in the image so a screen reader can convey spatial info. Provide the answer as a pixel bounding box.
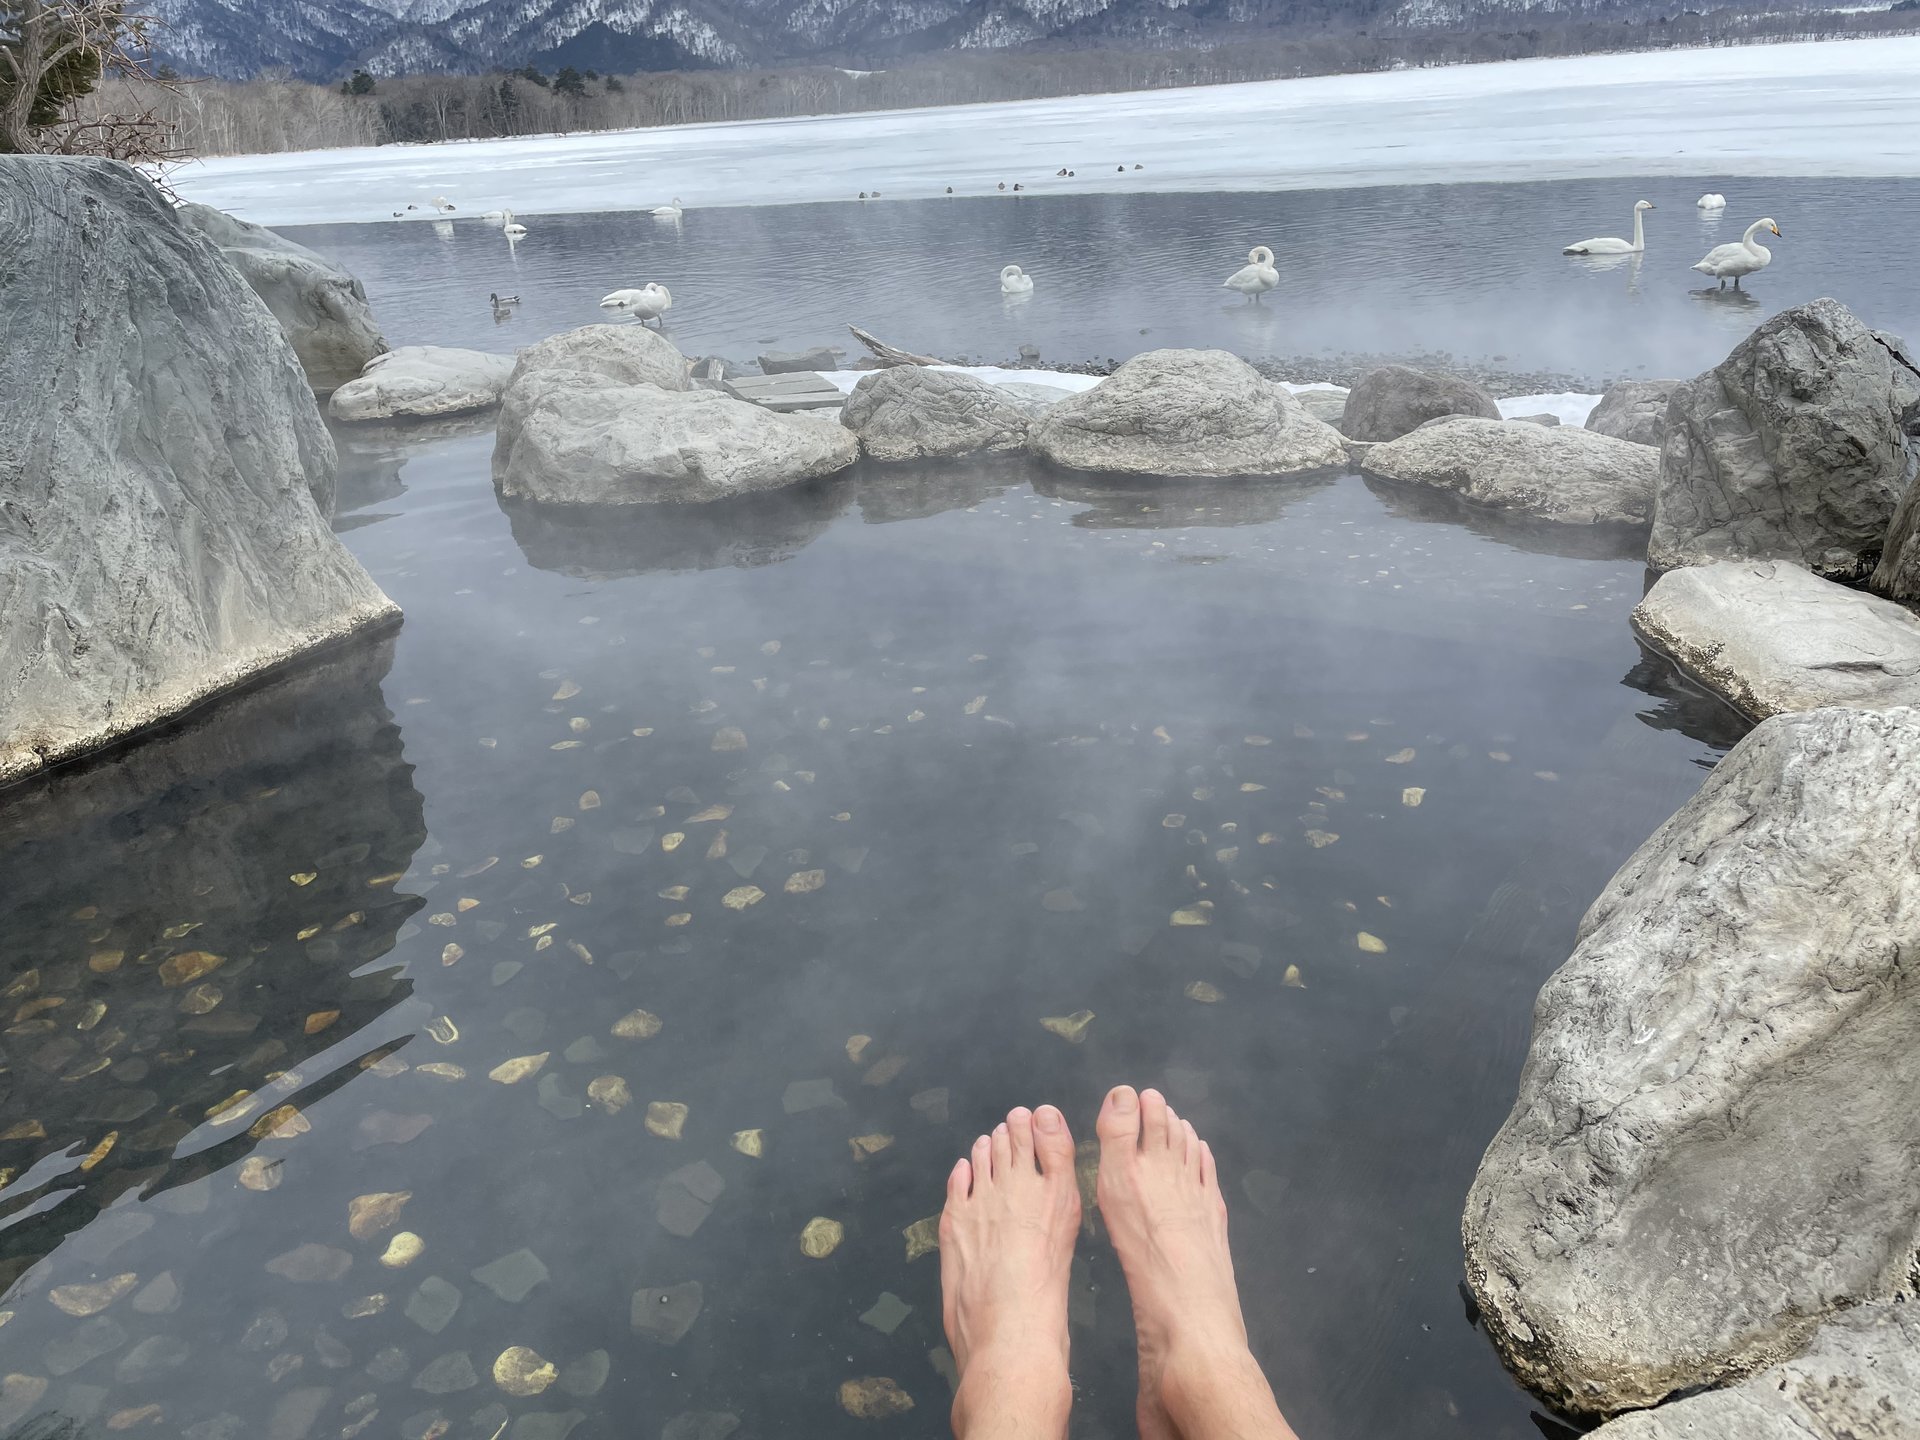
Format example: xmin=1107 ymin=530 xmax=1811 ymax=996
xmin=848 ymin=325 xmax=941 ymax=368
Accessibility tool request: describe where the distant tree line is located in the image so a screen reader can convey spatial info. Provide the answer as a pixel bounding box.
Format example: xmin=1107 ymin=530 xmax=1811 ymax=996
xmin=73 ymin=7 xmax=1920 ymax=158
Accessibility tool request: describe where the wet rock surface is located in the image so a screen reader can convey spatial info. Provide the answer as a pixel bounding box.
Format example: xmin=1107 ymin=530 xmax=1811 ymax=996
xmin=1632 ymin=559 xmax=1920 ymax=717
xmin=0 ymin=156 xmax=398 ymax=787
xmin=1339 ymin=364 xmax=1502 ymax=441
xmin=328 ymin=346 xmax=515 ymax=421
xmin=177 ymin=201 xmax=386 ymax=394
xmin=1360 ymin=417 xmax=1657 ymax=526
xmin=1650 ymin=299 xmax=1914 ymax=579
xmin=1030 ymin=348 xmax=1347 ymax=477
xmin=1586 ymin=379 xmax=1681 ymax=448
xmin=1463 ymin=704 xmax=1920 ymax=1418
xmin=840 ymin=367 xmax=1031 ymax=461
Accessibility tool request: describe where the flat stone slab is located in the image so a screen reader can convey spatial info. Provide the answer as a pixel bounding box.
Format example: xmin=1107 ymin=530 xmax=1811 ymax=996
xmin=723 ymin=373 xmax=846 ymax=412
xmin=1632 ymin=559 xmax=1920 ymax=718
xmin=632 ymin=1282 xmax=703 ymax=1344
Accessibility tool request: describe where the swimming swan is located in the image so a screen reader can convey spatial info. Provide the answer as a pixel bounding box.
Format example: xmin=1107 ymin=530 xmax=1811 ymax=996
xmin=1693 ymin=218 xmax=1780 ymax=287
xmin=1222 ymin=246 xmax=1279 ymax=301
xmin=601 ymin=283 xmax=672 ymax=322
xmin=1564 ymin=200 xmax=1654 ymax=255
xmin=650 ymin=198 xmax=683 ymax=218
xmin=502 ymin=221 xmax=527 ymax=237
xmin=1697 ymin=193 xmax=1727 ymax=209
xmin=1000 ymin=264 xmax=1034 ymax=295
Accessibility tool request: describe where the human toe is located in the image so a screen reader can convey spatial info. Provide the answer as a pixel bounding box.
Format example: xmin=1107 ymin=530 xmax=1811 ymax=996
xmin=1033 ymin=1103 xmax=1075 ymax=1175
xmin=1096 ymin=1085 xmax=1141 ymax=1147
xmin=1007 ymin=1106 xmax=1036 ymax=1170
xmin=1140 ymin=1088 xmax=1173 ymax=1148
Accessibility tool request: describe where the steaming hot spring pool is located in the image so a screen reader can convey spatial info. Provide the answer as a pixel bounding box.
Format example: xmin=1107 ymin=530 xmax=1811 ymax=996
xmin=0 ymin=402 xmax=1748 ymax=1440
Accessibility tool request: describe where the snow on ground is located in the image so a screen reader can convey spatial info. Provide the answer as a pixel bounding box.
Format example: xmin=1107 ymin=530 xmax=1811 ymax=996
xmin=817 ymin=366 xmax=1102 ymax=395
xmin=171 ymin=38 xmax=1920 ymax=228
xmin=1498 ymin=392 xmax=1602 ymax=426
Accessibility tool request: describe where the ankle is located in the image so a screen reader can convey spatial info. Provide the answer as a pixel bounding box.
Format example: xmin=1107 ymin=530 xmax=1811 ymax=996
xmin=1157 ymin=1331 xmax=1259 ymax=1405
xmin=952 ymin=1351 xmax=1072 ymax=1437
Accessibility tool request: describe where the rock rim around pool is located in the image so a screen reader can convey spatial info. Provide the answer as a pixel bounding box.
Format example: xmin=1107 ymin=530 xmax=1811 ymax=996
xmin=0 ymin=156 xmax=399 ymax=788
xmin=1029 ymin=348 xmax=1347 ymax=478
xmin=1650 ymin=298 xmax=1915 ymax=580
xmin=494 ymin=369 xmax=858 ymax=505
xmin=840 ymin=366 xmax=1031 ymax=461
xmin=1461 ymin=704 xmax=1920 ymax=1418
xmin=1585 ymin=1300 xmax=1920 ymax=1439
xmin=1868 ymin=387 xmax=1920 ymax=602
xmin=1631 ymin=560 xmax=1920 ymax=718
xmin=1338 ymin=363 xmax=1501 ymax=441
xmin=329 ymin=345 xmax=516 ymax=422
xmin=176 ymin=200 xmax=386 ymax=395
xmin=1359 ymin=416 xmax=1657 ymax=526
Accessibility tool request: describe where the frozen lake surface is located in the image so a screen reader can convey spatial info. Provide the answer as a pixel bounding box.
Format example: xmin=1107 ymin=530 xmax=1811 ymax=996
xmin=172 ymin=38 xmax=1920 ymax=228
xmin=285 ymin=177 xmax=1920 ymax=380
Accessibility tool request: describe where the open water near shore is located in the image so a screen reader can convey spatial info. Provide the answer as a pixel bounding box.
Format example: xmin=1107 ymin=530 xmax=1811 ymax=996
xmin=288 ymin=179 xmax=1920 ymax=383
xmin=0 ymin=404 xmax=1751 ymax=1437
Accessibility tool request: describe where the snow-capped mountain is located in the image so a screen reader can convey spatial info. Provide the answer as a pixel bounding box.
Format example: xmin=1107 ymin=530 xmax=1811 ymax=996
xmin=145 ymin=0 xmax=1772 ymax=81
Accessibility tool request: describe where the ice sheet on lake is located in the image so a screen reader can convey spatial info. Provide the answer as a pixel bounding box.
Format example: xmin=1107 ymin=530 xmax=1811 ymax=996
xmin=170 ymin=39 xmax=1920 ymax=228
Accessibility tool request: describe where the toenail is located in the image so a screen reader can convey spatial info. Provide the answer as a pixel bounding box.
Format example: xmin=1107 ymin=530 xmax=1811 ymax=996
xmin=1112 ymin=1087 xmax=1136 ymax=1111
xmin=1036 ymin=1107 xmax=1062 ymax=1132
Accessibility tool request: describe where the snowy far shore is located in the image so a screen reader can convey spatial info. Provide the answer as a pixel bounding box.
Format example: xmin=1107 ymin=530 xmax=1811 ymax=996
xmin=171 ymin=37 xmax=1920 ymax=228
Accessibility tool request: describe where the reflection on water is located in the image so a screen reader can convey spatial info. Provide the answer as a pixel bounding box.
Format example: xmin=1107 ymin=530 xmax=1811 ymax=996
xmin=0 ymin=430 xmax=1745 ymax=1440
xmin=1359 ymin=474 xmax=1651 ymax=563
xmin=290 ymin=177 xmax=1920 ymax=381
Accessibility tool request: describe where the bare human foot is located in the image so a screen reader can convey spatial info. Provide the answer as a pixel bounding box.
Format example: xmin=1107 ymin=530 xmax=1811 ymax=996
xmin=940 ymin=1104 xmax=1082 ymax=1440
xmin=1096 ymin=1085 xmax=1299 ymax=1440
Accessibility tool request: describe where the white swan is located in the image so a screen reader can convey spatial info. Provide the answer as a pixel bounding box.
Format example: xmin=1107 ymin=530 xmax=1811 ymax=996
xmin=1693 ymin=218 xmax=1779 ymax=287
xmin=1564 ymin=200 xmax=1654 ymax=255
xmin=1697 ymin=193 xmax=1727 ymax=210
xmin=650 ymin=198 xmax=683 ymax=218
xmin=600 ymin=282 xmax=672 ymax=322
xmin=502 ymin=221 xmax=527 ymax=237
xmin=1222 ymin=246 xmax=1278 ymax=302
xmin=480 ymin=209 xmax=514 ymax=225
xmin=429 ymin=195 xmax=456 ymax=213
xmin=1000 ymin=264 xmax=1034 ymax=295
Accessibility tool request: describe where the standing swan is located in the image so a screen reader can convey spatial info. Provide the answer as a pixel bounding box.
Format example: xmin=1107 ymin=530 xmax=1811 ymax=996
xmin=1693 ymin=218 xmax=1780 ymax=287
xmin=1000 ymin=264 xmax=1034 ymax=295
xmin=1222 ymin=246 xmax=1278 ymax=302
xmin=1563 ymin=200 xmax=1654 ymax=255
xmin=601 ymin=283 xmax=673 ymax=323
xmin=650 ymin=198 xmax=683 ymax=218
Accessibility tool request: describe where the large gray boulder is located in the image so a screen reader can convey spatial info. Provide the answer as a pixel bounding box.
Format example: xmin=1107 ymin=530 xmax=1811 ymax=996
xmin=1360 ymin=417 xmax=1657 ymax=526
xmin=328 ymin=345 xmax=515 ymax=422
xmin=840 ymin=367 xmax=1030 ymax=461
xmin=1462 ymin=703 xmax=1920 ymax=1418
xmin=1868 ymin=385 xmax=1920 ymax=602
xmin=1588 ymin=1302 xmax=1920 ymax=1439
xmin=1633 ymin=560 xmax=1920 ymax=718
xmin=511 ymin=323 xmax=691 ymax=393
xmin=176 ymin=201 xmax=386 ymax=395
xmin=1339 ymin=363 xmax=1500 ymax=441
xmin=0 ymin=156 xmax=399 ymax=788
xmin=1585 ymin=379 xmax=1680 ymax=448
xmin=494 ymin=369 xmax=857 ymax=505
xmin=1650 ymin=299 xmax=1914 ymax=579
xmin=1030 ymin=349 xmax=1347 ymax=477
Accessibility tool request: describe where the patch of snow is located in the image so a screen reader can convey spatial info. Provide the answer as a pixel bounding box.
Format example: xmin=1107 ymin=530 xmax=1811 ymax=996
xmin=817 ymin=365 xmax=1105 ymax=395
xmin=1499 ymin=392 xmax=1602 ymax=426
xmin=169 ymin=38 xmax=1920 ymax=228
